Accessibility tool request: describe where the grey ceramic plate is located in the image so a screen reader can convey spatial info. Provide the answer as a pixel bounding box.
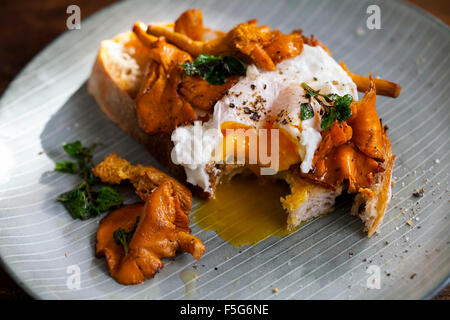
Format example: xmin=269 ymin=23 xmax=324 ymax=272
xmin=0 ymin=0 xmax=449 ymax=300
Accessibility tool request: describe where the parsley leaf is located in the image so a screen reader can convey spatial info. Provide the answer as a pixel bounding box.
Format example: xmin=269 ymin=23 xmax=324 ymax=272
xmin=300 ymin=103 xmax=314 ymax=120
xmin=62 ymin=141 xmax=83 ymax=157
xmin=58 ymin=183 xmax=123 ymax=220
xmin=94 ymin=187 xmax=123 ymax=212
xmin=182 ymin=54 xmax=247 ymax=85
xmin=58 ymin=140 xmax=100 ymax=182
xmin=58 ymin=186 xmax=92 ymax=220
xmin=55 ymin=160 xmax=77 ymax=174
xmin=113 ymin=216 xmax=140 ymax=255
xmin=301 ymin=82 xmax=319 ymax=98
xmin=321 ymin=108 xmax=337 ymax=131
xmin=322 ymin=93 xmax=338 ymax=103
xmin=334 ymin=94 xmax=353 ymax=122
xmin=300 ymin=82 xmax=353 ymax=130
xmin=55 ymin=141 xmax=123 ymax=220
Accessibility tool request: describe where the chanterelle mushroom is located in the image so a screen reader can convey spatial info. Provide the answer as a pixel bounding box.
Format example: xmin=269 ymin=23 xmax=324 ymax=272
xmin=96 ymin=181 xmax=205 ymax=285
xmin=93 ymin=152 xmax=192 ymax=215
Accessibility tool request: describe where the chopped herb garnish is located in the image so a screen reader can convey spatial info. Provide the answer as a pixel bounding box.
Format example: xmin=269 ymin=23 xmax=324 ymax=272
xmin=58 ymin=184 xmax=93 ymax=220
xmin=300 ymin=103 xmax=314 ymax=120
xmin=182 ymin=54 xmax=247 ymax=85
xmin=334 ymin=94 xmax=353 ymax=121
xmin=300 ymin=82 xmax=353 ymax=130
xmin=113 ymin=216 xmax=140 ymax=255
xmin=58 ymin=185 xmax=122 ymax=220
xmin=320 ymin=108 xmax=337 ymax=131
xmin=62 ymin=141 xmax=83 ymax=157
xmin=55 ymin=160 xmax=77 ymax=174
xmin=55 ymin=141 xmax=122 ymax=220
xmin=301 ymin=82 xmax=319 ymax=98
xmin=322 ymin=93 xmax=339 ymax=103
xmin=94 ymin=187 xmax=123 ymax=212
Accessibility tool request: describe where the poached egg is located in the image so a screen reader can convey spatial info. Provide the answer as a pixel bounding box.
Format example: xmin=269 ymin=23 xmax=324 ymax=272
xmin=171 ymin=44 xmax=358 ymax=194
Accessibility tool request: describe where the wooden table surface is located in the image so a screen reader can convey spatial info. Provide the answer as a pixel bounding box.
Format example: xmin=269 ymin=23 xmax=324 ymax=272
xmin=0 ymin=0 xmax=448 ymax=300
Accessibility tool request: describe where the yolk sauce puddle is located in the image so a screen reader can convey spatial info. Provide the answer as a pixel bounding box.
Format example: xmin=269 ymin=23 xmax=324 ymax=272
xmin=180 ymin=269 xmax=198 ymax=297
xmin=192 ymin=175 xmax=298 ymax=247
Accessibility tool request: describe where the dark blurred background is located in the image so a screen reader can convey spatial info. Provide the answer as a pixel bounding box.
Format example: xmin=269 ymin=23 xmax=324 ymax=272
xmin=0 ymin=0 xmax=448 ymax=300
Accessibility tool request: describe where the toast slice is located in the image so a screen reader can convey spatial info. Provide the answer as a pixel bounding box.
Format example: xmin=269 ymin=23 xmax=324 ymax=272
xmin=88 ymin=31 xmax=394 ymax=236
xmin=351 ymin=129 xmax=395 ymax=236
xmin=88 ymin=31 xmax=187 ymax=183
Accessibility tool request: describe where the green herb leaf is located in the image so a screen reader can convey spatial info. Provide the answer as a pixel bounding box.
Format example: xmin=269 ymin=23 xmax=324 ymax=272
xmin=84 ymin=170 xmax=100 ymax=186
xmin=322 ymin=93 xmax=338 ymax=103
xmin=301 ymin=82 xmax=319 ymax=98
xmin=300 ymin=82 xmax=353 ymax=129
xmin=300 ymin=103 xmax=314 ymax=120
xmin=94 ymin=187 xmax=123 ymax=212
xmin=57 ymin=185 xmax=122 ymax=220
xmin=113 ymin=228 xmax=129 ymax=255
xmin=62 ymin=141 xmax=83 ymax=157
xmin=182 ymin=54 xmax=247 ymax=85
xmin=113 ymin=216 xmax=140 ymax=255
xmin=58 ymin=186 xmax=93 ymax=220
xmin=321 ymin=108 xmax=337 ymax=131
xmin=63 ymin=140 xmax=99 ymax=161
xmin=55 ymin=160 xmax=77 ymax=174
xmin=56 ymin=141 xmax=122 ymax=220
xmin=334 ymin=94 xmax=353 ymax=122
xmin=221 ymin=56 xmax=247 ymax=76
xmin=195 ymin=53 xmax=221 ymax=64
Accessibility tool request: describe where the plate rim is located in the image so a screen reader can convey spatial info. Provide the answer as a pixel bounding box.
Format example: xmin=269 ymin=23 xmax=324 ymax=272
xmin=0 ymin=0 xmax=448 ymax=300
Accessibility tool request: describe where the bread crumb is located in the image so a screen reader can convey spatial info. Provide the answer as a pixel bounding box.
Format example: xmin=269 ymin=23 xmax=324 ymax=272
xmin=406 ymin=220 xmax=413 ymax=227
xmin=273 ymin=288 xmax=279 ymax=293
xmin=412 ymin=188 xmax=425 ymax=198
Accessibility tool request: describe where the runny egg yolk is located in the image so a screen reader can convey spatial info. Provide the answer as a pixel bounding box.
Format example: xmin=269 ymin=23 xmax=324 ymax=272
xmin=192 ymin=175 xmax=298 ymax=246
xmin=217 ymin=121 xmax=301 ymax=172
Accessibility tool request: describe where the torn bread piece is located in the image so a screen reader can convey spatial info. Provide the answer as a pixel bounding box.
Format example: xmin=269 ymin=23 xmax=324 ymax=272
xmin=351 ymin=129 xmax=395 ymax=237
xmin=280 ymin=171 xmax=342 ymax=230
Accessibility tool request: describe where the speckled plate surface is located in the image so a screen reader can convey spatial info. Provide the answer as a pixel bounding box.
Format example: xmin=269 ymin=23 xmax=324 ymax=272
xmin=0 ymin=0 xmax=449 ymax=300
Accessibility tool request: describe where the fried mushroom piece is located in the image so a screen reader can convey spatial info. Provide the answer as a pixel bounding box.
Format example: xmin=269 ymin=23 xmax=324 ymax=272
xmin=340 ymin=62 xmax=402 ymax=98
xmin=147 ymin=17 xmax=304 ymax=71
xmin=179 ymin=75 xmax=240 ymax=111
xmin=132 ymin=21 xmax=197 ymax=134
xmin=347 ymin=75 xmax=384 ymax=162
xmin=136 ymin=60 xmax=197 ymax=134
xmin=173 ymin=9 xmax=225 ymax=41
xmin=92 ymin=152 xmax=192 ymax=215
xmin=174 ymin=9 xmax=205 ymax=41
xmin=96 ymin=181 xmax=205 ymax=285
xmin=306 ymin=142 xmax=381 ymax=194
